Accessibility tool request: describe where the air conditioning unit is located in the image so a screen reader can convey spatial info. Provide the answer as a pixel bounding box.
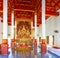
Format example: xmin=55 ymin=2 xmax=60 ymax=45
xmin=54 ymin=30 xmax=59 ymax=33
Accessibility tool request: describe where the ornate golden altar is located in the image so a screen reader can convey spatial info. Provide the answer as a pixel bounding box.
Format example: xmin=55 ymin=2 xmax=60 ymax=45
xmin=15 ymin=20 xmax=31 ymax=52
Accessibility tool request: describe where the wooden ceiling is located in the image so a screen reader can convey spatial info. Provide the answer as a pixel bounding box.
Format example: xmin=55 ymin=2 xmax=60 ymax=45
xmin=0 ymin=0 xmax=60 ymax=25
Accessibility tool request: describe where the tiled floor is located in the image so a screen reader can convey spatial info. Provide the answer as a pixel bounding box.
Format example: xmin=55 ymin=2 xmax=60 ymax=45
xmin=0 ymin=48 xmax=60 ymax=58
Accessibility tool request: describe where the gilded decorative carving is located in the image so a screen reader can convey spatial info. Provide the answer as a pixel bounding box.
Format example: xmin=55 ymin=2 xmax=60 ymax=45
xmin=16 ymin=21 xmax=31 ymax=44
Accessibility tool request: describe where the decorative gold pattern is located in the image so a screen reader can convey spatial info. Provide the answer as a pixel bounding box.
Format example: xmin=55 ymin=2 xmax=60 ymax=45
xmin=16 ymin=21 xmax=31 ymax=44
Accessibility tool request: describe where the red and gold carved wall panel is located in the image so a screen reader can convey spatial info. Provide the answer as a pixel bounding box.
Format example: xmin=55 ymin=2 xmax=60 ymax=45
xmin=17 ymin=21 xmax=31 ymax=39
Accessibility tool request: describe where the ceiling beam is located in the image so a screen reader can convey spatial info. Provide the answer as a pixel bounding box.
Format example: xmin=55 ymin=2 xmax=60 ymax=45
xmin=14 ymin=9 xmax=35 ymax=12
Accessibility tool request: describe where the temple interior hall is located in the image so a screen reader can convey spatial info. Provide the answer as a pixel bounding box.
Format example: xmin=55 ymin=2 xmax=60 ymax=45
xmin=0 ymin=0 xmax=60 ymax=58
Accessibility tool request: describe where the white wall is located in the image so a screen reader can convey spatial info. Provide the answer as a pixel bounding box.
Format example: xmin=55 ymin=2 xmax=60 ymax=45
xmin=54 ymin=16 xmax=60 ymax=47
xmin=39 ymin=16 xmax=60 ymax=47
xmin=39 ymin=16 xmax=56 ymax=36
xmin=46 ymin=16 xmax=56 ymax=36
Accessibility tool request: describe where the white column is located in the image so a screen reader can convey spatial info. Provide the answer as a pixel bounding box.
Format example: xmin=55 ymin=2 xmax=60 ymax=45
xmin=3 ymin=0 xmax=8 ymax=39
xmin=34 ymin=13 xmax=37 ymax=39
xmin=0 ymin=17 xmax=3 ymax=44
xmin=35 ymin=13 xmax=40 ymax=50
xmin=31 ymin=22 xmax=33 ymax=39
xmin=11 ymin=11 xmax=14 ymax=39
xmin=42 ymin=0 xmax=46 ymax=39
xmin=15 ymin=21 xmax=17 ymax=39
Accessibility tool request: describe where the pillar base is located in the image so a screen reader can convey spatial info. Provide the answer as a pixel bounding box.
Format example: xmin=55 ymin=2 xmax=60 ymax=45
xmin=33 ymin=39 xmax=37 ymax=55
xmin=41 ymin=39 xmax=46 ymax=53
xmin=1 ymin=39 xmax=8 ymax=55
xmin=11 ymin=39 xmax=16 ymax=49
